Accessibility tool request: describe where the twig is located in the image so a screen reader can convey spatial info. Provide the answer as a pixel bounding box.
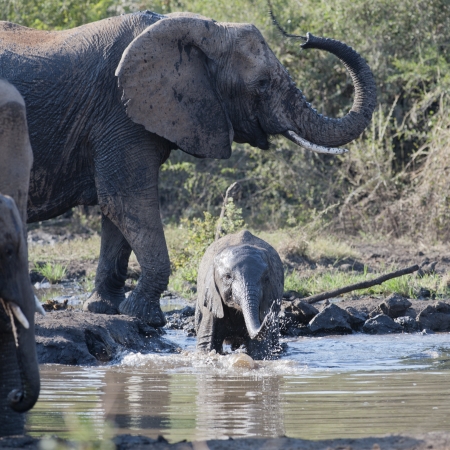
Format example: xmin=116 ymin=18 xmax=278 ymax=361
xmin=215 ymin=182 xmax=241 ymax=241
xmin=302 ymin=264 xmax=420 ymax=304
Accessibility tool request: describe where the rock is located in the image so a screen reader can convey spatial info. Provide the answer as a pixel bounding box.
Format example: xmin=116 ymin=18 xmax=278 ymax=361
xmin=417 ymin=287 xmax=432 ymax=299
xmin=345 ymin=307 xmax=368 ymax=330
xmin=280 ymin=299 xmax=318 ymax=324
xmin=226 ymin=353 xmax=256 ymax=369
xmin=308 ymin=304 xmax=352 ymax=334
xmin=394 ymin=316 xmax=419 ymax=332
xmin=362 ymin=314 xmax=403 ymax=334
xmin=417 ymin=302 xmax=450 ymax=332
xmin=378 ymin=294 xmax=412 ymax=319
xmin=35 ymin=310 xmax=177 ymax=365
xmin=282 ymin=290 xmax=301 ymax=301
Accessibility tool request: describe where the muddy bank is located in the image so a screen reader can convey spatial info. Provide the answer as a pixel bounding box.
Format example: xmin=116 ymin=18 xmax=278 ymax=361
xmin=35 ymin=311 xmax=177 ymax=365
xmin=2 ymin=432 xmax=450 ymax=450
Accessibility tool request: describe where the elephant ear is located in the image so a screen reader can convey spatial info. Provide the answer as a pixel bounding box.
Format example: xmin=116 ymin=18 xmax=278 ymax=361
xmin=116 ymin=17 xmax=233 ymax=159
xmin=203 ymin=265 xmax=224 ymax=319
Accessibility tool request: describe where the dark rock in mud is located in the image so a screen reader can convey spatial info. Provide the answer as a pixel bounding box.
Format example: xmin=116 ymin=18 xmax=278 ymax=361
xmin=417 ymin=301 xmax=450 ymax=331
xmin=280 ymin=299 xmax=319 ymax=329
xmin=35 ymin=311 xmax=177 ymax=365
xmin=363 ymin=313 xmax=403 ymax=334
xmin=345 ymin=306 xmax=368 ymax=330
xmin=395 ymin=315 xmax=419 ymax=332
xmin=164 ymin=306 xmax=196 ymax=336
xmin=378 ymin=294 xmax=412 ymax=318
xmin=308 ymin=304 xmax=352 ymax=334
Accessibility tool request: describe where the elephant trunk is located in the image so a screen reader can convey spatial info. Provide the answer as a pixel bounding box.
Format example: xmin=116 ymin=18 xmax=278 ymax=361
xmin=1 ymin=277 xmax=40 ymax=413
xmin=9 ymin=312 xmax=40 ymax=413
xmin=284 ymin=33 xmax=376 ymax=150
xmin=240 ymin=286 xmax=267 ymax=340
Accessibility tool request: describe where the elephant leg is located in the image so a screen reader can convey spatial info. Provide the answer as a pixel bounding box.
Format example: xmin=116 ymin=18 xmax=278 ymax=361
xmin=83 ymin=214 xmax=132 ymax=314
xmin=0 ymin=323 xmax=25 ymax=437
xmin=196 ymin=310 xmax=224 ymax=353
xmin=117 ymin=201 xmax=170 ymax=327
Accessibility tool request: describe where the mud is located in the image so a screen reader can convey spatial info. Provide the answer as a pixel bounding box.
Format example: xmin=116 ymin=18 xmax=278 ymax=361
xmin=35 ymin=311 xmax=178 ymax=365
xmin=2 ymin=432 xmax=450 ymax=450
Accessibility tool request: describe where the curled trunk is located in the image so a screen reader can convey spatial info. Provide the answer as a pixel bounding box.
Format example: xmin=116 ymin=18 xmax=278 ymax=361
xmin=286 ymin=32 xmax=377 ymax=149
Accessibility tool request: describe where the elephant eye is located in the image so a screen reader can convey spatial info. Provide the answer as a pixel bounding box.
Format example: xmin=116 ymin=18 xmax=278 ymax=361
xmin=258 ymin=79 xmax=270 ymax=92
xmin=224 ymin=273 xmax=232 ymax=282
xmin=5 ymin=247 xmax=13 ymax=258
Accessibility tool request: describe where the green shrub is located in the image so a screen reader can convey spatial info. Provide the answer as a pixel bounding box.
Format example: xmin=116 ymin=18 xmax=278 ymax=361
xmin=36 ymin=262 xmax=67 ymax=284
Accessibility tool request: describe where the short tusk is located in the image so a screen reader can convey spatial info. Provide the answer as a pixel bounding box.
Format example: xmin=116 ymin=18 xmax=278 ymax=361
xmin=9 ymin=302 xmax=30 ymax=329
xmin=283 ymin=130 xmax=348 ymax=155
xmin=35 ymin=295 xmax=46 ymax=316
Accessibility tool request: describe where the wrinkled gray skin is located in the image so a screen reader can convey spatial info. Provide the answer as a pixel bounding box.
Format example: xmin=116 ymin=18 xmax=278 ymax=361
xmin=0 ymin=79 xmax=39 ymax=436
xmin=196 ymin=230 xmax=284 ymax=359
xmin=0 ymin=12 xmax=376 ymax=327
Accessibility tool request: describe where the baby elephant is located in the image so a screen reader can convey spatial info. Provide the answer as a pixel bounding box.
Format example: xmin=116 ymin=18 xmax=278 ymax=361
xmin=195 ymin=230 xmax=284 ymax=359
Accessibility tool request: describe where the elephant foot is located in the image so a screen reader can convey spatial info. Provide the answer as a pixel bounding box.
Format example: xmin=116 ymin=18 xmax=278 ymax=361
xmin=83 ymin=291 xmax=122 ymax=315
xmin=119 ymin=295 xmax=166 ymax=328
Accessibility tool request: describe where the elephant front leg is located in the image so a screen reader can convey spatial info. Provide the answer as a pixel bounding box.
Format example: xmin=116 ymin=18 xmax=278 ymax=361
xmin=117 ymin=202 xmax=170 ymax=327
xmin=83 ymin=214 xmax=132 ymax=314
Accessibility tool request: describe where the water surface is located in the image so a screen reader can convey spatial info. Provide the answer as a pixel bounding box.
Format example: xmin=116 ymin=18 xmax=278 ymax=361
xmin=27 ymin=332 xmax=450 ymax=442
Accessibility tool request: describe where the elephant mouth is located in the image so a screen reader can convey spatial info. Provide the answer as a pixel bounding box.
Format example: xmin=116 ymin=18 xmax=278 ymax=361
xmin=233 ymin=116 xmax=269 ymax=150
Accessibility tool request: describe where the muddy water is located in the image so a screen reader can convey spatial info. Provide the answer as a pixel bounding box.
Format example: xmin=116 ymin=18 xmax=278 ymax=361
xmin=26 ymin=332 xmax=450 ymax=442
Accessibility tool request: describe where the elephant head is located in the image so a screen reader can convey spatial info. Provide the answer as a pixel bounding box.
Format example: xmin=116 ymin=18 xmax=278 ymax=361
xmin=116 ymin=13 xmax=376 ymax=158
xmin=0 ymin=195 xmax=42 ymax=417
xmin=212 ymin=244 xmax=282 ymax=340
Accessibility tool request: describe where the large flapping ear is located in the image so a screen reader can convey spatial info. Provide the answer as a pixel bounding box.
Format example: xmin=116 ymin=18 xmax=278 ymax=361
xmin=203 ymin=265 xmax=224 ymax=319
xmin=116 ymin=16 xmax=233 ymax=159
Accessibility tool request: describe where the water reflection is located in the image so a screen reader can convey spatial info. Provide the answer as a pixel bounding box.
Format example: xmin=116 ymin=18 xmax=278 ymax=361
xmin=27 ymin=332 xmax=450 ymax=442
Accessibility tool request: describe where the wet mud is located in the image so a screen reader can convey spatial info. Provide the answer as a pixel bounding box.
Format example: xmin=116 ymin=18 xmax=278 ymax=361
xmin=2 ymin=432 xmax=450 ymax=449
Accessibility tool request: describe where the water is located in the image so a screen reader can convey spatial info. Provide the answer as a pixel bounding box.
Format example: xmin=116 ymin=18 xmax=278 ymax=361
xmin=26 ymin=331 xmax=450 ymax=442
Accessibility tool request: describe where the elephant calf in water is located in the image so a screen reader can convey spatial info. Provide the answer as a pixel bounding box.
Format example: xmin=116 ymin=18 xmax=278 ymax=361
xmin=195 ymin=230 xmax=284 ymax=360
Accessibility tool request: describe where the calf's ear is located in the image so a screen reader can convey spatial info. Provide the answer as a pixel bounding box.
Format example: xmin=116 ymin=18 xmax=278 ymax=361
xmin=203 ymin=266 xmax=224 ymax=319
xmin=116 ymin=16 xmax=233 ymax=159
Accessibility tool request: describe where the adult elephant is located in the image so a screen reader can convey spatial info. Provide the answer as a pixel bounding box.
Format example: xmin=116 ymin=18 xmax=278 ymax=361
xmin=0 ymin=79 xmax=42 ymax=436
xmin=0 ymin=11 xmax=376 ymax=327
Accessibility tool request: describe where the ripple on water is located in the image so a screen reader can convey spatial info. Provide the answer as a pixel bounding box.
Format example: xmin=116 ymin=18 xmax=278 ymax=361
xmin=27 ymin=330 xmax=450 ymax=442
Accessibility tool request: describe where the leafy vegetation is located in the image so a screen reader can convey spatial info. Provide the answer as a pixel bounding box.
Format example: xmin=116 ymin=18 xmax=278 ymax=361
xmin=35 ymin=262 xmax=67 ymax=284
xmin=169 ymin=197 xmax=246 ymax=293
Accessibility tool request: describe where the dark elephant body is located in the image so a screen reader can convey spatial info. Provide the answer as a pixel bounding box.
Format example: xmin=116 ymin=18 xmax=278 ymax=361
xmin=0 ymin=12 xmax=376 ymax=327
xmin=0 ymin=79 xmax=40 ymax=436
xmin=195 ymin=230 xmax=284 ymax=359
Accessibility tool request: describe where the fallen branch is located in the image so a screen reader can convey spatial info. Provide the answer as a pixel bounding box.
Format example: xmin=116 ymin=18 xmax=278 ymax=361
xmin=302 ymin=264 xmax=420 ymax=305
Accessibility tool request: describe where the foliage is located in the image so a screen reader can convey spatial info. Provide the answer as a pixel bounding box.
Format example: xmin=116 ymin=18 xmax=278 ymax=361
xmin=35 ymin=262 xmax=67 ymax=284
xmin=169 ymin=198 xmax=246 ymax=286
xmin=284 ymin=268 xmax=450 ymax=300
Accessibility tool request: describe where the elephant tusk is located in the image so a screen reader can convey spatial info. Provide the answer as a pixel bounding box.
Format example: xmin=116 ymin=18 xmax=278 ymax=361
xmin=9 ymin=302 xmax=30 ymax=329
xmin=0 ymin=298 xmax=19 ymax=347
xmin=283 ymin=130 xmax=349 ymax=155
xmin=35 ymin=295 xmax=46 ymax=316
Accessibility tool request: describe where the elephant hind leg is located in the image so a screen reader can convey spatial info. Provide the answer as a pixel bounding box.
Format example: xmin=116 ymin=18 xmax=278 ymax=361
xmin=83 ymin=214 xmax=131 ymax=315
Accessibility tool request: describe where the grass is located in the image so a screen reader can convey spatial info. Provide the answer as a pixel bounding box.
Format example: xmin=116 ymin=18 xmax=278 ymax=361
xmin=35 ymin=262 xmax=67 ymax=284
xmin=29 ymin=235 xmax=101 ymax=265
xmin=285 ymin=269 xmax=450 ymax=300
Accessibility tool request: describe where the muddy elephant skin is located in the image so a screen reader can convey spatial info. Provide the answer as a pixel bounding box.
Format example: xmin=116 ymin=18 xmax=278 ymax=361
xmin=195 ymin=230 xmax=284 ymax=359
xmin=0 ymin=80 xmax=40 ymax=437
xmin=0 ymin=12 xmax=376 ymax=327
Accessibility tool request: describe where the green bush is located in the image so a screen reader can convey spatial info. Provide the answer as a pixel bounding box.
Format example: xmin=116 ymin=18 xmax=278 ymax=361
xmin=170 ymin=198 xmax=246 ymax=289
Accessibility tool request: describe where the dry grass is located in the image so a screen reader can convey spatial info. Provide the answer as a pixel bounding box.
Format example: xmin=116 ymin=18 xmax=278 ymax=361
xmin=28 ymin=235 xmax=101 ymax=265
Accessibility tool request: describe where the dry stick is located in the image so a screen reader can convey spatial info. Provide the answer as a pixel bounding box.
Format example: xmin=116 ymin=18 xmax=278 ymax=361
xmin=214 ymin=182 xmax=240 ymax=241
xmin=303 ymin=264 xmax=420 ymax=305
